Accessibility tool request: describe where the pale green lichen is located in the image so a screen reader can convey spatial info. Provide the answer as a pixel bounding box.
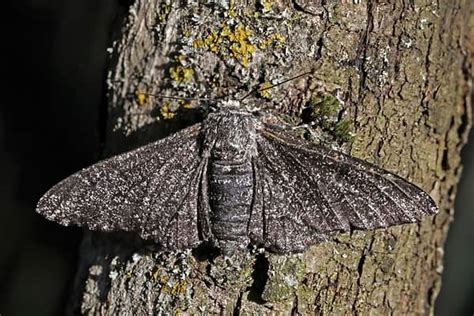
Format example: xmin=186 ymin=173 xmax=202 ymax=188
xmin=333 ymin=119 xmax=355 ymax=143
xmin=209 ymin=255 xmax=255 ymax=289
xmin=262 ymin=254 xmax=306 ymax=303
xmin=309 ymin=92 xmax=354 ymax=143
xmin=146 ymin=252 xmax=194 ymax=313
xmin=310 ymin=93 xmax=340 ymax=120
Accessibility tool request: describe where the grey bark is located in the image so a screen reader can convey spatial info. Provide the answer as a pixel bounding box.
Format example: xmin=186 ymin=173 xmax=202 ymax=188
xmin=69 ymin=1 xmax=473 ymax=315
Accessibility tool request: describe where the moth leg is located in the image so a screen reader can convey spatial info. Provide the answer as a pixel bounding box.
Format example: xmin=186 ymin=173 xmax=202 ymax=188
xmin=248 ymin=159 xmax=265 ymax=246
xmin=262 ymin=120 xmax=322 ymax=147
xmin=197 ymin=160 xmax=213 ymax=243
xmin=287 ymin=122 xmax=322 ymax=142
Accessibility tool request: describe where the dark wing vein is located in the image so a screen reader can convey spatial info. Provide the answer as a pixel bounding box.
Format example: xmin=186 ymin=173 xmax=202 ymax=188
xmin=255 ymin=138 xmax=332 ymax=252
xmin=158 ymin=160 xmax=208 ymax=249
xmin=269 ymin=141 xmax=346 ymax=233
xmin=292 ymin=141 xmax=432 ymax=227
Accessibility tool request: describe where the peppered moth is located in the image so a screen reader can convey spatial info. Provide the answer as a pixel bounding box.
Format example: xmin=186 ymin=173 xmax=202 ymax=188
xmin=36 ymin=100 xmax=438 ymax=255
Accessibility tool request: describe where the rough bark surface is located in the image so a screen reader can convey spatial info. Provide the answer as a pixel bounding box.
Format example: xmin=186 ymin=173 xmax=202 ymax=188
xmin=70 ymin=1 xmax=473 ymax=315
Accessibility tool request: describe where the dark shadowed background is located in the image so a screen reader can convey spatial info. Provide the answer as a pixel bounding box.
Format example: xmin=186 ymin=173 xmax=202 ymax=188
xmin=0 ymin=1 xmax=472 ymax=315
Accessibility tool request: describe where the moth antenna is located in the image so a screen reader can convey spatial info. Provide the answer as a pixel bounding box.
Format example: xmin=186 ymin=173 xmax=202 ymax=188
xmin=133 ymin=92 xmax=215 ymax=103
xmin=239 ymin=70 xmax=315 ymax=102
xmin=150 ymin=94 xmax=216 ymax=102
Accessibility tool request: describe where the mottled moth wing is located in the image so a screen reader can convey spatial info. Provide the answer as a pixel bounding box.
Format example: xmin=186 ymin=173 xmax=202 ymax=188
xmin=254 ymin=125 xmax=438 ymax=253
xmin=36 ymin=123 xmax=207 ymax=250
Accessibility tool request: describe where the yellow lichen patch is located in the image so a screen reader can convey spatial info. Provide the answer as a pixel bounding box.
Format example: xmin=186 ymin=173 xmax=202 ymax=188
xmin=182 ymin=29 xmax=190 ymax=37
xmin=193 ymin=23 xmax=256 ymax=67
xmin=178 ymin=99 xmax=193 ymax=109
xmin=159 ymin=275 xmax=171 ymax=293
xmin=228 ymin=0 xmax=236 ymax=17
xmin=159 ymin=2 xmax=171 ymax=22
xmin=135 ymin=90 xmax=150 ymax=106
xmin=160 ymin=284 xmax=171 ymax=294
xmin=258 ymin=32 xmax=286 ymax=50
xmin=209 ymin=75 xmax=220 ymax=88
xmin=171 ymin=280 xmax=187 ymax=296
xmin=258 ymin=81 xmax=273 ymax=98
xmin=227 ymin=24 xmax=256 ymax=66
xmin=207 ymin=29 xmax=222 ymax=53
xmin=151 ymin=268 xmax=160 ymax=281
xmin=261 ymin=0 xmax=273 ymax=12
xmin=160 ymin=102 xmax=176 ymax=120
xmin=169 ymin=65 xmax=194 ymax=83
xmin=192 ymin=38 xmax=205 ymax=48
xmin=175 ymin=54 xmax=187 ymax=62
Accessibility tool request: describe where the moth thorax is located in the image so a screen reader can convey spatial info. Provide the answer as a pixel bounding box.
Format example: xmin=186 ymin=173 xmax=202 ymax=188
xmin=211 ymin=118 xmax=257 ymax=161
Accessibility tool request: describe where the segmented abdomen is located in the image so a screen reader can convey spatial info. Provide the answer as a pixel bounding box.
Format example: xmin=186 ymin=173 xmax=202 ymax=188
xmin=209 ymin=161 xmax=254 ymax=250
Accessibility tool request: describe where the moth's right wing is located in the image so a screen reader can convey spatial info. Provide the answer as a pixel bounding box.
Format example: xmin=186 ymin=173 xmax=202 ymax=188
xmin=251 ymin=125 xmax=438 ymax=253
xmin=36 ymin=123 xmax=208 ymax=250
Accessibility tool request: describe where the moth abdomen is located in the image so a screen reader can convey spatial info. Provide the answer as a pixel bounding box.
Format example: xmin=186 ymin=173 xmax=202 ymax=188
xmin=211 ymin=219 xmax=248 ymax=238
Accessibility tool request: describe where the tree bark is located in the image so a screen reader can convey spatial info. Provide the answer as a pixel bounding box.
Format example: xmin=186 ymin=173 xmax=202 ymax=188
xmin=70 ymin=1 xmax=473 ymax=315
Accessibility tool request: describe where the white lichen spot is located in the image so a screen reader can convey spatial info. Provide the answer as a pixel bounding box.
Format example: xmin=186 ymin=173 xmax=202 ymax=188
xmin=436 ymin=264 xmax=444 ymax=274
xmin=109 ymin=270 xmax=118 ymax=280
xmin=382 ymin=45 xmax=390 ymax=64
xmin=111 ymin=256 xmax=119 ymax=266
xmin=403 ymin=38 xmax=413 ymax=48
xmin=89 ymin=265 xmax=103 ymax=276
xmin=284 ymin=274 xmax=297 ymax=287
xmin=132 ymin=253 xmax=142 ymax=263
xmin=419 ymin=18 xmax=428 ymax=30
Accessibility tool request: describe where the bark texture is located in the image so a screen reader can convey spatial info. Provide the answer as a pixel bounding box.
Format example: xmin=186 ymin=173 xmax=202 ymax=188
xmin=71 ymin=1 xmax=473 ymax=315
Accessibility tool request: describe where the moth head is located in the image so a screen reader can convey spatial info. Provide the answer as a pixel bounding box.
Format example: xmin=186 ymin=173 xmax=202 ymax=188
xmin=210 ymin=100 xmax=263 ymax=117
xmin=220 ymin=100 xmax=240 ymax=107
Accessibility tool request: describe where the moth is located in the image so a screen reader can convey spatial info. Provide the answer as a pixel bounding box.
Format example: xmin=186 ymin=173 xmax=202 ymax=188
xmin=36 ymin=100 xmax=438 ymax=255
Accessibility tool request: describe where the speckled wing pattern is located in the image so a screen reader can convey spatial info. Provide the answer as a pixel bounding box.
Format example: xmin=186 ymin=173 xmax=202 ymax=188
xmin=254 ymin=126 xmax=438 ymax=253
xmin=36 ymin=123 xmax=206 ymax=250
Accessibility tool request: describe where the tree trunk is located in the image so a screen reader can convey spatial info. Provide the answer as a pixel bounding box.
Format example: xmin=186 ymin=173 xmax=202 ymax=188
xmin=70 ymin=1 xmax=473 ymax=314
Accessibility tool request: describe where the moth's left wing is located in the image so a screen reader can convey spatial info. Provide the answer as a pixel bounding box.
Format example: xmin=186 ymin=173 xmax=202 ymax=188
xmin=252 ymin=126 xmax=438 ymax=253
xmin=36 ymin=123 xmax=208 ymax=250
